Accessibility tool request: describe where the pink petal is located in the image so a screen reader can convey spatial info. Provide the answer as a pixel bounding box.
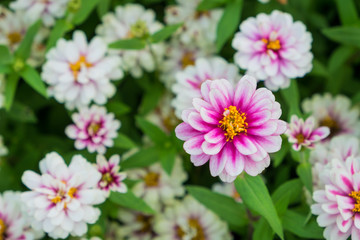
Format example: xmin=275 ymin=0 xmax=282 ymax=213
xmin=234 ymin=75 xmax=256 ymax=110
xmin=204 ymin=128 xmax=225 ymax=144
xmin=202 ymin=140 xmax=225 ymax=155
xmin=190 ymin=154 xmax=209 ymax=166
xmin=210 ymin=79 xmax=234 ymax=101
xmin=243 ymin=155 xmax=270 ymax=176
xmin=313 ymin=190 xmax=328 ymax=203
xmin=192 ymin=98 xmax=213 ymax=112
xmin=354 ymin=214 xmax=360 ymax=229
xmin=248 ymin=142 xmax=268 ymax=162
xmin=223 ymin=144 xmax=245 ymax=176
xmin=252 ymin=135 xmax=282 ymax=153
xmin=187 ymin=112 xmax=212 ymax=132
xmin=184 ymin=135 xmax=205 ymax=155
xmin=200 ymin=80 xmax=212 ymax=102
xmin=233 ymin=136 xmax=257 ymax=155
xmin=247 ymin=110 xmax=271 ymax=127
xmin=175 ymin=122 xmax=200 ymax=141
xmin=272 ymin=120 xmax=287 ymax=135
xmin=209 ymin=152 xmax=226 ymax=176
xmin=321 ymin=202 xmax=339 ymax=214
xmin=200 ymin=107 xmax=221 ymax=125
xmin=336 ymin=195 xmax=355 ymax=221
xmin=248 ymin=119 xmax=277 ymax=136
xmin=209 ymin=89 xmax=230 ymax=112
xmin=317 ymin=214 xmax=336 ymax=227
xmin=308 ymin=127 xmax=330 ymax=141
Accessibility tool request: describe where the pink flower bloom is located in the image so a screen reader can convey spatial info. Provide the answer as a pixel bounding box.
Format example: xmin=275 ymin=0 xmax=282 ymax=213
xmin=232 ymin=10 xmax=313 ymax=91
xmin=311 ymin=156 xmax=360 ymax=240
xmin=65 ymin=105 xmax=121 ymax=154
xmin=175 ymin=76 xmax=287 ymax=182
xmin=96 ymin=154 xmax=127 ymax=196
xmin=285 ymin=115 xmax=329 ymax=151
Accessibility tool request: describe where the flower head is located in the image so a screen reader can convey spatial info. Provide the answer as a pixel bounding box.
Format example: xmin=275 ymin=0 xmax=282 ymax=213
xmin=21 ymin=152 xmax=106 ymax=239
xmin=95 ymin=154 xmax=127 ymax=196
xmin=65 ymin=105 xmax=121 ymax=154
xmin=96 ymin=4 xmax=165 ymax=78
xmin=10 ymin=0 xmax=69 ymax=26
xmin=302 ymin=93 xmax=360 ymax=140
xmin=175 ymin=75 xmax=286 ymax=182
xmin=172 ymin=57 xmax=240 ymax=118
xmin=285 ymin=115 xmax=329 ymax=151
xmin=232 ymin=10 xmax=313 ymax=91
xmin=42 ymin=31 xmax=123 ymax=110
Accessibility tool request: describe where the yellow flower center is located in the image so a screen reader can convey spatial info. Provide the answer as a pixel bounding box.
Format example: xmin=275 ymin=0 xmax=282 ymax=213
xmin=87 ymin=122 xmax=101 ymax=136
xmin=144 ymin=172 xmax=160 ymax=187
xmin=101 ymin=172 xmax=113 ymax=184
xmin=181 ymin=52 xmax=195 ymax=69
xmin=136 ymin=214 xmax=152 ymax=233
xmin=128 ymin=20 xmax=149 ymax=39
xmin=68 ymin=187 xmax=77 ymax=199
xmin=319 ymin=116 xmax=340 ymax=138
xmin=262 ymin=38 xmax=281 ymax=51
xmin=7 ymin=32 xmax=22 ymax=45
xmin=219 ymin=105 xmax=248 ymax=142
xmin=349 ymin=191 xmax=360 ymax=213
xmin=194 ymin=11 xmax=210 ymax=19
xmin=296 ymin=133 xmax=305 ymax=144
xmin=0 ymin=218 xmax=6 ymax=240
xmin=176 ymin=218 xmax=205 ymax=240
xmin=69 ymin=55 xmax=92 ymax=80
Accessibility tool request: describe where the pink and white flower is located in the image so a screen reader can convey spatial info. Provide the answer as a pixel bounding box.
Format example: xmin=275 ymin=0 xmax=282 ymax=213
xmin=311 ymin=156 xmax=360 ymax=240
xmin=95 ymin=154 xmax=127 ymax=196
xmin=10 ymin=0 xmax=69 ymax=27
xmin=65 ymin=105 xmax=121 ymax=154
xmin=302 ymin=93 xmax=360 ymax=140
xmin=21 ymin=152 xmax=106 ymax=239
xmin=175 ymin=76 xmax=287 ymax=182
xmin=42 ymin=31 xmax=123 ymax=110
xmin=285 ymin=115 xmax=329 ymax=151
xmin=232 ymin=10 xmax=313 ymax=91
xmin=0 ymin=191 xmax=43 ymax=240
xmin=172 ymin=57 xmax=240 ymax=118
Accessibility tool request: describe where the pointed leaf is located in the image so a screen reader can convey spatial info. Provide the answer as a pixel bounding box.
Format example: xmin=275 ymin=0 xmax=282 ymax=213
xmin=113 ymin=133 xmax=137 ymax=149
xmin=121 ymin=146 xmax=160 ymax=170
xmin=322 ymin=26 xmax=360 ymax=48
xmin=4 ymin=73 xmax=20 ymax=110
xmin=296 ymin=162 xmax=313 ymax=194
xmin=334 ymin=0 xmax=359 ymax=26
xmin=72 ymin=0 xmax=101 ymax=25
xmin=159 ymin=146 xmax=176 ymax=175
xmin=15 ymin=20 xmax=42 ymax=60
xmin=109 ymin=39 xmax=146 ymax=50
xmin=20 ymin=64 xmax=47 ymax=98
xmin=46 ymin=19 xmax=73 ymax=51
xmin=136 ymin=117 xmax=168 ymax=145
xmin=281 ymin=79 xmax=302 ymax=119
xmin=151 ymin=23 xmax=183 ymax=43
xmin=282 ymin=210 xmax=323 ymax=239
xmin=109 ymin=190 xmax=155 ymax=214
xmin=0 ymin=45 xmax=13 ymax=64
xmin=197 ymin=0 xmax=227 ymax=11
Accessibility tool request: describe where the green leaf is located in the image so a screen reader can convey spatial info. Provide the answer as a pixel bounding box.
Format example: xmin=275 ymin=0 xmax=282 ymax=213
xmin=106 ymin=101 xmax=131 ymax=116
xmin=159 ymin=146 xmax=176 ymax=175
xmin=7 ymin=102 xmax=37 ymax=123
xmin=272 ymin=179 xmax=302 ymax=215
xmin=296 ymin=162 xmax=313 ymax=194
xmin=334 ymin=0 xmax=359 ymax=26
xmin=138 ymin=82 xmax=163 ymax=115
xmin=136 ymin=117 xmax=168 ymax=145
xmin=322 ymin=26 xmax=360 ymax=48
xmin=72 ymin=0 xmax=101 ymax=25
xmin=235 ymin=174 xmax=284 ymax=240
xmin=282 ymin=210 xmax=323 ymax=239
xmin=215 ymin=0 xmax=243 ymax=52
xmin=272 ymin=137 xmax=290 ymax=167
xmin=151 ymin=23 xmax=183 ymax=43
xmin=280 ymin=79 xmax=302 ymax=119
xmin=310 ymin=59 xmax=329 ymax=78
xmin=0 ymin=45 xmax=13 ymax=64
xmin=121 ymin=146 xmax=159 ymax=170
xmin=15 ymin=20 xmax=42 ymax=60
xmin=187 ymin=186 xmax=248 ymax=230
xmin=253 ymin=218 xmax=274 ymax=240
xmin=109 ymin=191 xmax=155 ymax=214
xmin=109 ymin=39 xmax=146 ymax=50
xmin=197 ymin=0 xmax=227 ymax=11
xmin=0 ymin=65 xmax=11 ymax=74
xmin=20 ymin=64 xmax=47 ymax=98
xmin=97 ymin=0 xmax=111 ymax=18
xmin=46 ymin=20 xmax=73 ymax=51
xmin=4 ymin=73 xmax=20 ymax=110
xmin=113 ymin=133 xmax=137 ymax=149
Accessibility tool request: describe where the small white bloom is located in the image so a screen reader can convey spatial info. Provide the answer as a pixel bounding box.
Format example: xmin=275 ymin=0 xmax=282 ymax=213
xmin=10 ymin=0 xmax=69 ymax=27
xmin=165 ymin=0 xmax=223 ymax=50
xmin=212 ymin=182 xmax=242 ymax=202
xmin=172 ymin=57 xmax=240 ymax=118
xmin=127 ymin=157 xmax=187 ymax=211
xmin=42 ymin=31 xmax=123 ymax=110
xmin=21 ymin=152 xmax=106 ymax=239
xmin=65 ymin=105 xmax=121 ymax=154
xmin=302 ymin=93 xmax=360 ymax=139
xmin=154 ymin=196 xmax=232 ymax=240
xmin=96 ymin=4 xmax=165 ymax=78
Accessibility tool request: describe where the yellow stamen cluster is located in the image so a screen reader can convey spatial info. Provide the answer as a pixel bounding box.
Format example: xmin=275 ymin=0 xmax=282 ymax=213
xmin=0 ymin=218 xmax=6 ymax=240
xmin=128 ymin=20 xmax=149 ymax=39
xmin=320 ymin=116 xmax=340 ymax=138
xmin=349 ymin=191 xmax=360 ymax=213
xmin=144 ymin=172 xmax=160 ymax=187
xmin=51 ymin=189 xmax=65 ymax=204
xmin=188 ymin=218 xmax=205 ymax=240
xmin=194 ymin=11 xmax=210 ymax=19
xmin=68 ymin=187 xmax=77 ymax=199
xmin=261 ymin=38 xmax=281 ymax=51
xmin=219 ymin=105 xmax=248 ymax=142
xmin=181 ymin=52 xmax=195 ymax=69
xmin=7 ymin=32 xmax=22 ymax=45
xmin=88 ymin=122 xmax=101 ymax=136
xmin=102 ymin=172 xmax=113 ymax=184
xmin=296 ymin=133 xmax=305 ymax=144
xmin=69 ymin=55 xmax=92 ymax=80
xmin=136 ymin=214 xmax=152 ymax=233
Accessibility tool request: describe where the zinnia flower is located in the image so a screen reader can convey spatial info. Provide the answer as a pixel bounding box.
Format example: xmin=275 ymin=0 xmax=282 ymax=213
xmin=42 ymin=31 xmax=123 ymax=110
xmin=65 ymin=105 xmax=121 ymax=154
xmin=175 ymin=75 xmax=286 ymax=182
xmin=302 ymin=93 xmax=360 ymax=140
xmin=172 ymin=57 xmax=240 ymax=118
xmin=21 ymin=152 xmax=106 ymax=239
xmin=311 ymin=156 xmax=360 ymax=240
xmin=95 ymin=154 xmax=127 ymax=196
xmin=232 ymin=10 xmax=313 ymax=91
xmin=10 ymin=0 xmax=69 ymax=26
xmin=285 ymin=115 xmax=329 ymax=151
xmin=96 ymin=4 xmax=165 ymax=78
xmin=154 ymin=196 xmax=232 ymax=240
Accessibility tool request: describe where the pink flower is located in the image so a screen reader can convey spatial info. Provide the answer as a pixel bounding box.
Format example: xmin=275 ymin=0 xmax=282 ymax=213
xmin=311 ymin=156 xmax=360 ymax=240
xmin=175 ymin=76 xmax=287 ymax=182
xmin=232 ymin=10 xmax=313 ymax=91
xmin=96 ymin=155 xmax=127 ymax=196
xmin=65 ymin=105 xmax=121 ymax=154
xmin=285 ymin=115 xmax=329 ymax=151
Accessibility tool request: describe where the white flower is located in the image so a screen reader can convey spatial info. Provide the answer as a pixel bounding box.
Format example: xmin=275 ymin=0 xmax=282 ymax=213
xmin=212 ymin=182 xmax=242 ymax=202
xmin=21 ymin=152 xmax=106 ymax=239
xmin=0 ymin=135 xmax=7 ymax=157
xmin=127 ymin=157 xmax=187 ymax=211
xmin=96 ymin=4 xmax=165 ymax=78
xmin=42 ymin=31 xmax=123 ymax=110
xmin=0 ymin=191 xmax=43 ymax=240
xmin=302 ymin=93 xmax=360 ymax=140
xmin=165 ymin=0 xmax=223 ymax=50
xmin=172 ymin=57 xmax=240 ymax=118
xmin=160 ymin=40 xmax=213 ymax=89
xmin=154 ymin=196 xmax=232 ymax=240
xmin=95 ymin=154 xmax=127 ymax=196
xmin=10 ymin=0 xmax=69 ymax=27
xmin=65 ymin=105 xmax=121 ymax=154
